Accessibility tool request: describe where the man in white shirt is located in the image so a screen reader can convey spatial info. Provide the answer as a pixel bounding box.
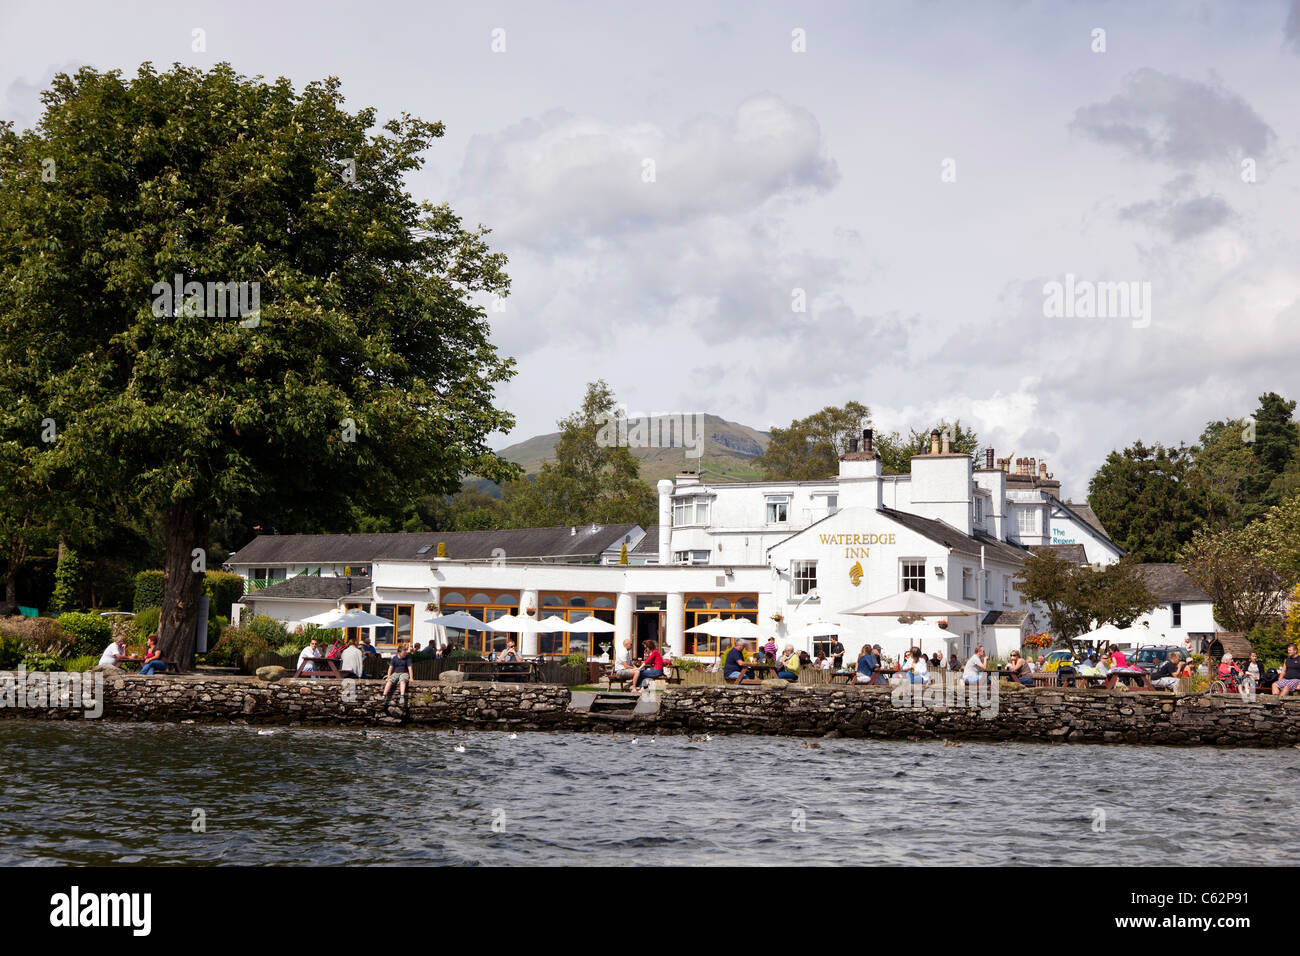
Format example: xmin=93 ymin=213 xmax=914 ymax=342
xmin=98 ymin=636 xmax=127 ymax=668
xmin=962 ymin=645 xmax=987 ymax=684
xmin=611 ymin=639 xmax=636 ymax=685
xmin=340 ymin=637 xmax=365 ymax=679
xmin=297 ymin=637 xmax=322 ymax=674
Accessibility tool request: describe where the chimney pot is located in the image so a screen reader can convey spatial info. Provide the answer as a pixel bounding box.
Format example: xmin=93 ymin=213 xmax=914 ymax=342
xmin=929 ymin=429 xmax=941 ymax=455
xmin=985 ymin=448 xmax=994 ymax=469
xmin=848 ymin=437 xmax=858 ymax=453
xmin=863 ymin=428 xmax=873 ymax=455
xmin=941 ymin=430 xmax=951 ymax=455
xmin=1039 ymin=462 xmax=1047 ymax=478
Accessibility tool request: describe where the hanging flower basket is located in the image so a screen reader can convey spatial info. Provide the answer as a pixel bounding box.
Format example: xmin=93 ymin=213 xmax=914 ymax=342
xmin=770 ymin=613 xmax=785 ymax=623
xmin=937 ymin=619 xmax=949 ymax=630
xmin=425 ymin=603 xmax=439 ymax=612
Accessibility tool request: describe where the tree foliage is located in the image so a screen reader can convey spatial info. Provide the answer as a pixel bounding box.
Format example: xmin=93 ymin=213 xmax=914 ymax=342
xmin=1178 ymin=524 xmax=1287 ymax=633
xmin=1013 ymin=550 xmax=1156 ymax=645
xmin=758 ymin=402 xmax=871 ymax=481
xmin=1087 ymin=442 xmax=1200 ymax=561
xmin=0 ymin=63 xmax=518 ymax=666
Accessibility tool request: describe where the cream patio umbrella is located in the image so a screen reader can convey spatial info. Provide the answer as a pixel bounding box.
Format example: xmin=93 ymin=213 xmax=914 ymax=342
xmin=840 ymin=590 xmax=978 ymax=618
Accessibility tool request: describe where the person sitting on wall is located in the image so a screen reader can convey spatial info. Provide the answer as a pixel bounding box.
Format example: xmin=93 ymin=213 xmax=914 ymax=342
xmin=776 ymin=644 xmax=800 ymax=681
xmin=1272 ymin=644 xmax=1300 ymax=697
xmin=138 ymin=635 xmax=168 ymax=675
xmin=724 ymin=640 xmax=751 ymax=683
xmin=381 ymin=643 xmax=413 ymax=705
xmin=632 ymin=639 xmax=665 ymax=690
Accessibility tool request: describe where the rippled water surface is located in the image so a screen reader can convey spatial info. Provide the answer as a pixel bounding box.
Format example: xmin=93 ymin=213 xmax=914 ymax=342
xmin=1 ymin=721 xmax=1294 ymax=865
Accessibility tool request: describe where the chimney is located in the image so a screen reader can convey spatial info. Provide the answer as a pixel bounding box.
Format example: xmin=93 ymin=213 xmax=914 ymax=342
xmin=1039 ymin=462 xmax=1048 ymax=479
xmin=863 ymin=428 xmax=873 ymax=455
xmin=985 ymin=448 xmax=994 ymax=470
xmin=941 ymin=430 xmax=951 ymax=454
xmin=1029 ymin=457 xmax=1037 ymax=477
xmin=848 ymin=437 xmax=858 ymax=453
xmin=929 ymin=429 xmax=941 ymax=455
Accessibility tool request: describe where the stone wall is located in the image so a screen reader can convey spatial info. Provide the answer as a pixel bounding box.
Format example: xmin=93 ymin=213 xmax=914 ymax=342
xmin=3 ymin=670 xmax=1300 ymax=746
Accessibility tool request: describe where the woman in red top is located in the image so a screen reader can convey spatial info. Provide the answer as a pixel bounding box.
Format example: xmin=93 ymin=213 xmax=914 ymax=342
xmin=632 ymin=640 xmax=665 ymax=691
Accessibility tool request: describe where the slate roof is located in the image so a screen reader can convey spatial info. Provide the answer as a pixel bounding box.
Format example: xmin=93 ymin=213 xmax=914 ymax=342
xmin=981 ymin=610 xmax=1036 ymax=627
xmin=1134 ymin=564 xmax=1213 ymax=603
xmin=1068 ymin=503 xmax=1111 ymax=538
xmin=630 ymin=526 xmax=659 ymax=553
xmin=229 ymin=524 xmax=644 ymax=566
xmin=1030 ymin=543 xmax=1089 ymax=565
xmin=878 ymin=508 xmax=1032 ymax=565
xmin=241 ymin=577 xmax=361 ymax=602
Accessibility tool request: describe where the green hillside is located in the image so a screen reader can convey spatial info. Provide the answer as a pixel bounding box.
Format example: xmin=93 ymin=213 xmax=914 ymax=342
xmin=496 ymin=413 xmax=771 ymax=487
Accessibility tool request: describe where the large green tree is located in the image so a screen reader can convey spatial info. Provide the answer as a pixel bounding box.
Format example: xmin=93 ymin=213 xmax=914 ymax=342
xmin=1241 ymin=391 xmax=1299 ymax=523
xmin=1185 ymin=418 xmax=1256 ymax=529
xmin=0 ymin=63 xmax=517 ymax=667
xmin=758 ymin=401 xmax=872 ymax=481
xmin=1086 ymin=442 xmax=1201 ymax=561
xmin=876 ymin=420 xmax=983 ymax=475
xmin=501 ymin=381 xmax=656 ymax=528
xmin=1179 ymin=525 xmax=1287 ymax=633
xmin=1014 ymin=550 xmax=1155 ymax=646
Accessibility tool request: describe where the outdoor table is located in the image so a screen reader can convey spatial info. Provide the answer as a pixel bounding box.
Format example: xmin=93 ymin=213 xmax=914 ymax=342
xmin=294 ymin=656 xmax=349 ymax=678
xmin=117 ymin=656 xmax=144 ymax=672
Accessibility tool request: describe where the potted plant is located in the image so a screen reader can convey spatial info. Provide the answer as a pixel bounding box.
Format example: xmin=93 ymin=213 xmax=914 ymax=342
xmin=937 ymin=619 xmax=949 ymax=630
xmin=425 ymin=602 xmax=438 ymax=612
xmin=771 ymin=612 xmax=785 ymax=623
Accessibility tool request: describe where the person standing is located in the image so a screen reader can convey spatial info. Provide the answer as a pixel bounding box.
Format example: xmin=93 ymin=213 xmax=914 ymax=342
xmin=831 ymin=638 xmax=845 ymax=671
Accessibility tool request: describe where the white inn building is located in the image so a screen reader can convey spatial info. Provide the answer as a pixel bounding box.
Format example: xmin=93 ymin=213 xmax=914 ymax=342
xmin=227 ymin=429 xmax=1152 ymax=661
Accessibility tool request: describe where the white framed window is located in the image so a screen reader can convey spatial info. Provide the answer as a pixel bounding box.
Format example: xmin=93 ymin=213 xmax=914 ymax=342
xmin=826 ymin=494 xmax=839 ymax=515
xmin=974 ymin=497 xmax=984 ymax=525
xmin=791 ymin=560 xmax=818 ymax=598
xmin=901 ymin=560 xmax=926 ymax=593
xmin=672 ymin=496 xmax=710 ymax=526
xmin=962 ymin=567 xmax=975 ymax=601
xmin=983 ymin=570 xmax=992 ymax=605
xmin=1002 ymin=575 xmax=1010 ymax=606
xmin=766 ymin=495 xmax=790 ymax=524
xmin=1172 ymin=602 xmax=1182 ymax=627
xmin=673 ymin=550 xmax=710 ymax=565
xmin=1017 ymin=507 xmax=1037 ymax=537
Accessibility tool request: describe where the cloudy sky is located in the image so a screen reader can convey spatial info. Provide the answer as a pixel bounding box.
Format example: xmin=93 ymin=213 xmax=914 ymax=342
xmin=3 ymin=0 xmax=1299 ymax=497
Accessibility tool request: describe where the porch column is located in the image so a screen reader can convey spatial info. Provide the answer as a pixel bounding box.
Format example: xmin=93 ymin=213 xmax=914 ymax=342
xmin=666 ymin=591 xmax=685 ymax=658
xmin=615 ymin=591 xmax=634 ymax=659
xmin=519 ymin=587 xmax=539 ymax=656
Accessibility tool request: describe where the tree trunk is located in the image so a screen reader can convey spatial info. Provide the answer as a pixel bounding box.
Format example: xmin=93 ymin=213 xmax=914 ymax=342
xmin=159 ymin=502 xmax=210 ymax=673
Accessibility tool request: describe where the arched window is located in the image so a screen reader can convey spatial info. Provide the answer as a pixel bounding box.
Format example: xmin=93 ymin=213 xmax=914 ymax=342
xmin=711 ymin=597 xmax=732 ymax=609
xmin=568 ymin=596 xmax=588 ymax=607
xmin=593 ymin=596 xmax=614 ymax=609
xmin=441 ymin=592 xmax=466 ymax=605
xmin=736 ymin=597 xmax=758 ymax=609
xmin=496 ymin=594 xmax=518 ymax=606
xmin=470 ymin=593 xmax=492 ymax=605
xmin=686 ymin=597 xmax=707 ymax=609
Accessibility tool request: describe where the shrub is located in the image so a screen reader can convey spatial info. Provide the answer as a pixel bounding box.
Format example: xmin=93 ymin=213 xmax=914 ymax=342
xmin=206 ymin=614 xmax=228 ymax=650
xmin=273 ymin=640 xmax=304 ymax=657
xmin=64 ymin=655 xmax=100 ymax=672
xmin=20 ymin=652 xmax=66 ymax=672
xmin=671 ymin=657 xmax=705 ymax=672
xmin=0 ymin=617 xmax=73 ymax=657
xmin=564 ymin=651 xmax=587 ymax=666
xmin=447 ymin=648 xmax=482 ymax=661
xmin=50 ymin=547 xmax=81 ymax=613
xmin=204 ymin=571 xmax=245 ymax=620
xmin=134 ymin=571 xmax=165 ymax=611
xmin=1248 ymin=620 xmax=1288 ymax=670
xmin=205 ymin=626 xmax=270 ymax=668
xmin=132 ymin=606 xmax=162 ymax=642
xmin=0 ymin=633 xmax=21 ymax=669
xmin=244 ymin=613 xmax=288 ymax=647
xmin=57 ymin=611 xmax=112 ymax=656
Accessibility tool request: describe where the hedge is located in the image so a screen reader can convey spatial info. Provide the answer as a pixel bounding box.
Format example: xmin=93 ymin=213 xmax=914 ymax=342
xmin=53 ymin=611 xmax=111 ymax=656
xmin=204 ymin=571 xmax=246 ymax=620
xmin=133 ymin=570 xmax=165 ymax=612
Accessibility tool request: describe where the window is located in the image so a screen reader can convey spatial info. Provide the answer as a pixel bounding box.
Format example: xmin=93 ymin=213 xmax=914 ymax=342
xmin=811 ymin=634 xmax=841 ymax=660
xmin=672 ymin=496 xmax=710 ymax=526
xmin=1002 ymin=575 xmax=1010 ymax=606
xmin=766 ymin=495 xmax=790 ymax=524
xmin=962 ymin=568 xmax=975 ymax=601
xmin=1016 ymin=508 xmax=1037 ymax=537
xmin=791 ymin=560 xmax=818 ymax=597
xmin=983 ymin=570 xmax=992 ymax=606
xmin=373 ymin=604 xmax=414 ymax=648
xmin=901 ymin=561 xmax=926 ymax=592
xmin=673 ymin=550 xmax=710 ymax=565
xmin=826 ymin=495 xmax=838 ymax=515
xmin=684 ymin=595 xmax=758 ymax=655
xmin=1171 ymin=602 xmax=1182 ymax=627
xmin=974 ymin=497 xmax=984 ymax=525
xmin=536 ymin=594 xmax=616 ymax=658
xmin=437 ymin=593 xmax=519 ymax=654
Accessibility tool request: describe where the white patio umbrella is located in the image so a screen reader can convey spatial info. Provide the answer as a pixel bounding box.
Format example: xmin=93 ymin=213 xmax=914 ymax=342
xmin=423 ymin=611 xmax=493 ymax=630
xmin=685 ymin=618 xmax=731 ymax=635
xmin=1079 ymin=622 xmax=1150 ymax=647
xmin=787 ymin=620 xmax=843 ymax=642
xmin=484 ymin=614 xmax=569 ymax=632
xmin=880 ymin=621 xmax=961 ymax=659
xmin=560 ymin=616 xmax=617 ymax=632
xmin=301 ymin=608 xmax=391 ymax=629
xmin=707 ymin=617 xmax=763 ymax=640
xmin=840 ymin=590 xmax=977 ymax=617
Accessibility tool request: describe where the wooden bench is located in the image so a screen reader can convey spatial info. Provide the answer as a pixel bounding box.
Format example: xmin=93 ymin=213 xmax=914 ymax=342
xmin=458 ymin=660 xmax=539 ymax=683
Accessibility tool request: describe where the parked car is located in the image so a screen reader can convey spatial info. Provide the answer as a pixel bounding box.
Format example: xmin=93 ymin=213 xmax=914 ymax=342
xmin=1045 ymin=648 xmax=1075 ymax=666
xmin=1130 ymin=645 xmax=1186 ymax=674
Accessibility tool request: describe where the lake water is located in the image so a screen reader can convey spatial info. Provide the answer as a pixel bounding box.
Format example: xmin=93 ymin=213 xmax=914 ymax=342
xmin=1 ymin=721 xmax=1294 ymax=866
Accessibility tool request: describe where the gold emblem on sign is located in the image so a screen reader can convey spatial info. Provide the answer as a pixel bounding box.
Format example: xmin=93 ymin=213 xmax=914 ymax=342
xmin=849 ymin=561 xmax=863 ymax=587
